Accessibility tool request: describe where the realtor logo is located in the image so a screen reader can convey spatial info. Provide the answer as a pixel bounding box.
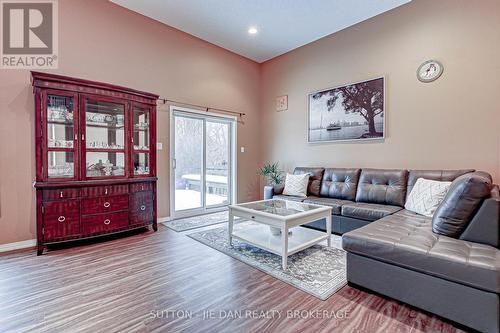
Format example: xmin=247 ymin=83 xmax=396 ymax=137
xmin=1 ymin=0 xmax=58 ymax=68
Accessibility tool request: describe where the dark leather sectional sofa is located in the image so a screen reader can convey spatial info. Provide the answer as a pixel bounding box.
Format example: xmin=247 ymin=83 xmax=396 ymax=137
xmin=268 ymin=167 xmax=500 ymax=333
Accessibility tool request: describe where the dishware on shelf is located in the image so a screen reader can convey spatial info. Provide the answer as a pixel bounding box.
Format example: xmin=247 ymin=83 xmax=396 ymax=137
xmin=134 ymin=122 xmax=149 ymax=130
xmin=49 ymin=139 xmax=73 ymax=148
xmin=48 ymin=107 xmax=72 ymax=123
xmin=88 ymin=141 xmax=124 ymax=149
xmin=135 ymin=165 xmax=149 ymax=175
xmin=48 ymin=163 xmax=74 ymax=177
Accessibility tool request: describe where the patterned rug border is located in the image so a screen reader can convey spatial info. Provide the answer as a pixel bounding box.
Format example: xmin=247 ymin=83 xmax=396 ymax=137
xmin=187 ymin=224 xmax=347 ymax=300
xmin=164 ymin=211 xmax=240 ymax=232
xmin=165 ymin=219 xmax=228 ymax=232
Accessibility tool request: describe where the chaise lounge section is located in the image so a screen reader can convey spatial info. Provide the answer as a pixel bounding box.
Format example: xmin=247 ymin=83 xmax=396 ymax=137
xmin=268 ymin=167 xmax=500 ymax=333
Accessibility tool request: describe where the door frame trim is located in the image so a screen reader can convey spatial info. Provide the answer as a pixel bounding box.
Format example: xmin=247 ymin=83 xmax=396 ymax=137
xmin=169 ymin=105 xmax=237 ymax=220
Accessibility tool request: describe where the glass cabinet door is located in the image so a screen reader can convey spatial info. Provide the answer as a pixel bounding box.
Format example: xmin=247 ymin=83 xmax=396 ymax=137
xmin=83 ymin=97 xmax=127 ymax=178
xmin=46 ymin=93 xmax=77 ymax=179
xmin=131 ymin=104 xmax=151 ymax=176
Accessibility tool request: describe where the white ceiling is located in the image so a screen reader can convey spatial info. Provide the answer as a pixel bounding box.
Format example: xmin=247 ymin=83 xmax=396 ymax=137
xmin=111 ymin=0 xmax=410 ymax=63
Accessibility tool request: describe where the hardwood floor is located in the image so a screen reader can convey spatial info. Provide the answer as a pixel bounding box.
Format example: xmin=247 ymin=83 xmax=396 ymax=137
xmin=0 ymin=225 xmax=465 ymax=333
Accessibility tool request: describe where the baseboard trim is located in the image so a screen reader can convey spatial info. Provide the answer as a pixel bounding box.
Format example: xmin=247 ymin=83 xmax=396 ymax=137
xmin=0 ymin=239 xmax=37 ymax=253
xmin=1 ymin=219 xmax=172 ymax=253
xmin=158 ymin=216 xmax=171 ymax=224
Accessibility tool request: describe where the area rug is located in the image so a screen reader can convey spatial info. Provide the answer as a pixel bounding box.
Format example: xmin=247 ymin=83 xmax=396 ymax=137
xmin=188 ymin=222 xmax=347 ymax=300
xmin=165 ymin=211 xmax=242 ymax=232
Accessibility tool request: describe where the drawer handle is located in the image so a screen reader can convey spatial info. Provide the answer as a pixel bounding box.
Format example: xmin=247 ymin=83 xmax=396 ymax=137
xmin=103 ymin=219 xmax=111 ymax=225
xmin=140 ymin=205 xmax=146 ymax=211
xmin=105 ymin=188 xmax=108 ymax=195
xmin=59 ymin=191 xmax=64 ymax=198
xmin=58 ymin=216 xmax=66 ymax=222
xmin=141 ymin=185 xmax=144 ymax=191
xmin=103 ymin=202 xmax=111 ymax=208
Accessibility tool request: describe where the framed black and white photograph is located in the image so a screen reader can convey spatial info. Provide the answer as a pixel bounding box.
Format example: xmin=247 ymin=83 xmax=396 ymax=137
xmin=308 ymin=77 xmax=385 ymax=143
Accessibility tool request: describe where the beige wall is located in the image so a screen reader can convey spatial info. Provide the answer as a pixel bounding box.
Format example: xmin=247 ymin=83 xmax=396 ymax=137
xmin=0 ymin=0 xmax=261 ymax=245
xmin=260 ymin=0 xmax=500 ymax=185
xmin=2 ymin=0 xmax=500 ymax=246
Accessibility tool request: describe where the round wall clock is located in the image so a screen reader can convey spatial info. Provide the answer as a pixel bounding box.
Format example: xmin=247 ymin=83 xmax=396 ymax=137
xmin=417 ymin=60 xmax=443 ymax=83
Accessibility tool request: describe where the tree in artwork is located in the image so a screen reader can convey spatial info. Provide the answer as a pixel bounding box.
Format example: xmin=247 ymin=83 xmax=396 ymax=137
xmin=312 ymin=78 xmax=384 ymax=137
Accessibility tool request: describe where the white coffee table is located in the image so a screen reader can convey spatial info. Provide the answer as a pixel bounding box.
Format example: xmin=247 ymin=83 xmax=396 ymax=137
xmin=228 ymin=199 xmax=332 ymax=270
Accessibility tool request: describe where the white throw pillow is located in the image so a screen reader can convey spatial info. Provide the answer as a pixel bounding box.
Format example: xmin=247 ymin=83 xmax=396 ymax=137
xmin=405 ymin=178 xmax=452 ymax=217
xmin=282 ymin=173 xmax=310 ymax=198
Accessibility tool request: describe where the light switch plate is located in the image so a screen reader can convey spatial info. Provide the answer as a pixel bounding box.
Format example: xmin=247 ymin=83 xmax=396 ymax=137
xmin=240 ymin=146 xmax=245 ymax=153
xmin=276 ymin=95 xmax=288 ymax=112
xmin=157 ymin=142 xmax=163 ymax=150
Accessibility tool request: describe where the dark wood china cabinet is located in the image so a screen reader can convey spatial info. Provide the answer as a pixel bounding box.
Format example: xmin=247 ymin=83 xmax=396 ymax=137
xmin=32 ymin=72 xmax=158 ymax=255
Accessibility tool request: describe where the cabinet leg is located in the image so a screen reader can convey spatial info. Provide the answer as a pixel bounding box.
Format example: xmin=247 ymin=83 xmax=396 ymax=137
xmin=152 ymin=222 xmax=158 ymax=232
xmin=37 ymin=245 xmax=44 ymax=256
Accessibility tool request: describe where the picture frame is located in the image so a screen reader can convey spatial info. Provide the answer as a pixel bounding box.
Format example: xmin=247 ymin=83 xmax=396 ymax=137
xmin=307 ymin=77 xmax=385 ymax=143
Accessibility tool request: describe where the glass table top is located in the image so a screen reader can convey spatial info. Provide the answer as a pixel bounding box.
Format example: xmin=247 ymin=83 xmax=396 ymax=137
xmin=235 ymin=199 xmax=323 ymax=217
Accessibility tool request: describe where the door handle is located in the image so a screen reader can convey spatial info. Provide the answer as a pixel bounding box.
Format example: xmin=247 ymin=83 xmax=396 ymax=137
xmin=172 ymin=158 xmax=176 ymax=169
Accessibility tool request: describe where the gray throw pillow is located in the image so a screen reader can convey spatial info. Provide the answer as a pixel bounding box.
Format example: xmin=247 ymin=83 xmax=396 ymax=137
xmin=432 ymin=171 xmax=492 ymax=238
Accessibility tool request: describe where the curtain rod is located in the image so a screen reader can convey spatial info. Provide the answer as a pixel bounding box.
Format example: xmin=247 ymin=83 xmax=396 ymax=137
xmin=157 ymin=98 xmax=246 ymax=118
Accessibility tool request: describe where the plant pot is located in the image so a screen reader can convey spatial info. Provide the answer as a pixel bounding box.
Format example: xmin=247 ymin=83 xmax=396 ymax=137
xmin=269 ymin=226 xmax=293 ymax=236
xmin=269 ymin=226 xmax=281 ymax=235
xmin=263 ymin=185 xmax=274 ymax=200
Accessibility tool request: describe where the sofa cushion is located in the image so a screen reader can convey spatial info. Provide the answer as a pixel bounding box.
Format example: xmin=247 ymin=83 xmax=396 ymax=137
xmin=273 ymin=194 xmax=306 ymax=202
xmin=303 ymin=197 xmax=353 ymax=215
xmin=341 ymin=202 xmax=402 ymax=221
xmin=459 ymin=186 xmax=500 ymax=248
xmin=406 ymin=169 xmax=474 ymax=200
xmin=432 ymin=171 xmax=492 ymax=238
xmin=283 ymin=173 xmax=309 ymax=197
xmin=342 ymin=214 xmax=500 ymax=293
xmin=393 ymin=209 xmax=431 ymax=221
xmin=293 ymin=167 xmax=325 ymax=197
xmin=404 ymin=178 xmax=452 ymax=217
xmin=320 ymin=168 xmax=361 ymax=201
xmin=356 ymin=169 xmax=409 ymax=207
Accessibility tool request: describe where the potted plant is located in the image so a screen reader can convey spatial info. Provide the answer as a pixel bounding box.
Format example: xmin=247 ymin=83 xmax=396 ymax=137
xmin=258 ymin=162 xmax=284 ymax=196
xmin=258 ymin=162 xmax=285 ymax=236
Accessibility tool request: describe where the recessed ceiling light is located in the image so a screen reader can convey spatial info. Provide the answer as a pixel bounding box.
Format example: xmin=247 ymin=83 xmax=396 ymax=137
xmin=248 ymin=27 xmax=258 ymax=35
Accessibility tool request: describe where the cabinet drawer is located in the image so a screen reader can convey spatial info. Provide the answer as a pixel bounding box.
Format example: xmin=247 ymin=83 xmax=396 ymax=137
xmin=131 ymin=209 xmax=154 ymax=225
xmin=43 ymin=200 xmax=80 ymax=240
xmin=81 ymin=194 xmax=129 ymax=215
xmin=81 ymin=211 xmax=129 ymax=235
xmin=43 ymin=188 xmax=79 ymax=201
xmin=130 ymin=182 xmax=154 ymax=193
xmin=130 ymin=191 xmax=154 ymax=225
xmin=81 ymin=185 xmax=129 ymax=198
xmin=131 ymin=191 xmax=154 ymax=211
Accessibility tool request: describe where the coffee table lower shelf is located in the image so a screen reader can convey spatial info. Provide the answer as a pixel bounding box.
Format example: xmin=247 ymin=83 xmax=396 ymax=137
xmin=231 ymin=224 xmax=329 ymax=265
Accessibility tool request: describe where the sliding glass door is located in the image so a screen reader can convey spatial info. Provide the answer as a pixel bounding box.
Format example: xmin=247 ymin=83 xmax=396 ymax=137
xmin=205 ymin=121 xmax=231 ymax=207
xmin=171 ymin=109 xmax=235 ymax=218
xmin=173 ymin=115 xmax=204 ymax=211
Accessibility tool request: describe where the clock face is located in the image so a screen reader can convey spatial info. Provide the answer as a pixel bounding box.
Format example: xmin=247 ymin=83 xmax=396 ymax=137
xmin=417 ymin=60 xmax=443 ymax=82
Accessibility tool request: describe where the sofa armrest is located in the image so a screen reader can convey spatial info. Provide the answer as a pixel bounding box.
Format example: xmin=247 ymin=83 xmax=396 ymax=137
xmin=459 ymin=185 xmax=500 ymax=248
xmin=263 ymin=184 xmax=285 ymax=200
